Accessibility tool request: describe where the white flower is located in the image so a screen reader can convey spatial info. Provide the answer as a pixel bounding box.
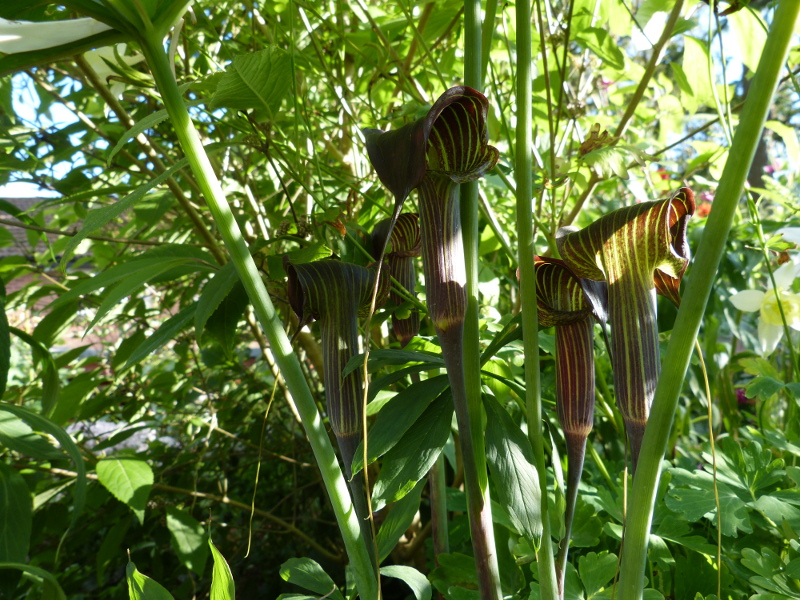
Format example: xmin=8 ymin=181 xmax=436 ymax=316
xmin=0 ymin=17 xmax=111 ymax=54
xmin=84 ymin=44 xmax=144 ymax=100
xmin=730 ymin=261 xmax=800 ymax=355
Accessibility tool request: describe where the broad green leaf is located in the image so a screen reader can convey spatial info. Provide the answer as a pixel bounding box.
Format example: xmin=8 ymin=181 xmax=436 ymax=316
xmin=343 ymin=348 xmax=444 ymax=377
xmin=0 ymin=404 xmax=86 ymax=525
xmin=484 ymin=397 xmax=542 ymax=543
xmin=0 ymin=412 xmax=64 ymax=460
xmin=351 ymin=375 xmax=449 ymax=474
xmin=765 ymin=120 xmax=800 ymax=173
xmin=126 ymin=561 xmax=175 ymax=600
xmin=0 ymin=563 xmax=66 ymax=600
xmin=60 ymin=158 xmax=189 ymax=267
xmin=375 ymin=479 xmax=425 ymax=562
xmin=380 ymin=565 xmax=432 ymax=600
xmin=9 ymin=327 xmax=59 ymax=415
xmin=745 ymin=375 xmax=784 ymax=399
xmin=575 ymin=27 xmax=625 ymax=71
xmin=727 ymin=8 xmax=767 ymax=73
xmin=581 ymin=146 xmax=631 ymax=179
xmin=209 ymin=539 xmax=235 ymax=600
xmin=681 ymin=37 xmax=715 ymax=113
xmin=96 ymin=458 xmax=153 ymax=524
xmin=195 ymin=261 xmax=239 ymax=340
xmin=166 ymin=507 xmax=208 ymax=575
xmin=578 ymin=551 xmax=618 ymax=598
xmin=371 ymin=391 xmax=454 ymax=511
xmin=0 ymin=464 xmax=32 ymax=565
xmin=209 ymin=47 xmax=292 ymax=119
xmin=122 ymin=303 xmax=198 ymax=371
xmin=428 ymin=553 xmax=478 ymax=597
xmin=278 ymin=558 xmax=343 ymax=600
xmin=202 ymin=281 xmax=248 ymax=352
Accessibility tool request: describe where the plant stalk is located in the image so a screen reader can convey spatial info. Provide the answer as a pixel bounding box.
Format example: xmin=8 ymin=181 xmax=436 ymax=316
xmin=617 ymin=2 xmax=800 ymax=598
xmin=516 ymin=0 xmax=559 ymax=597
xmin=139 ymin=36 xmax=379 ymax=599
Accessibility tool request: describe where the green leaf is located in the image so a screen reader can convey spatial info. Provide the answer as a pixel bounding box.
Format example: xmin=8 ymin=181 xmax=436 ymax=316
xmin=575 ymin=27 xmax=625 ymax=70
xmin=96 ymin=458 xmax=154 ymax=524
xmin=376 ymin=479 xmax=425 ymax=562
xmin=202 ymin=281 xmax=248 ymax=352
xmin=122 ymin=303 xmax=198 ymax=371
xmin=126 ymin=560 xmax=175 ymax=600
xmin=682 ymin=37 xmax=715 ymax=112
xmin=428 ymin=553 xmax=478 ymax=597
xmin=97 ymin=519 xmax=131 ymax=586
xmin=343 ymin=348 xmax=444 ymax=377
xmin=578 ymin=551 xmax=618 ymax=598
xmin=371 ymin=390 xmax=454 ymax=511
xmin=9 ymin=327 xmax=59 ymax=415
xmin=745 ymin=375 xmax=784 ymax=399
xmin=209 ymin=47 xmax=292 ymax=119
xmin=107 ymin=107 xmax=198 ymax=164
xmin=209 ymin=539 xmax=235 ymax=600
xmin=0 ymin=404 xmax=86 ymax=526
xmin=581 ymin=146 xmax=631 ymax=179
xmin=765 ymin=120 xmax=800 ymax=173
xmin=0 ymin=464 xmax=32 ymax=565
xmin=166 ymin=507 xmax=208 ymax=575
xmin=0 ymin=563 xmax=66 ymax=600
xmin=351 ymin=375 xmax=449 ymax=474
xmin=0 ymin=411 xmax=64 ymax=460
xmin=60 ymin=158 xmax=189 ymax=267
xmin=484 ymin=396 xmax=542 ymax=543
xmin=380 ymin=565 xmax=432 ymax=600
xmin=278 ymin=558 xmax=343 ymax=600
xmin=195 ymin=262 xmax=239 ymax=340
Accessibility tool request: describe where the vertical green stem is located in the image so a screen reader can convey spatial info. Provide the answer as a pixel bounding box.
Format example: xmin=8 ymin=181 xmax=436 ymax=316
xmin=516 ymin=0 xmax=559 ymax=598
xmin=429 ymin=453 xmax=450 ymax=562
xmin=463 ymin=1 xmax=503 ymax=599
xmin=139 ymin=37 xmax=379 ymax=600
xmin=617 ymin=2 xmax=800 ymax=598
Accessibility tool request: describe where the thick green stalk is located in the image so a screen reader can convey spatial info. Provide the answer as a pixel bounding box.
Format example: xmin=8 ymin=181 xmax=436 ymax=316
xmin=617 ymin=2 xmax=800 ymax=598
xmin=139 ymin=37 xmax=379 ymax=599
xmin=516 ymin=0 xmax=558 ymax=598
xmin=462 ymin=2 xmax=503 ymax=599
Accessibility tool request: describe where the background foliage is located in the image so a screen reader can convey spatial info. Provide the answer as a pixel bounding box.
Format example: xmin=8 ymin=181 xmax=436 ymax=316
xmin=0 ymin=0 xmax=799 ymax=598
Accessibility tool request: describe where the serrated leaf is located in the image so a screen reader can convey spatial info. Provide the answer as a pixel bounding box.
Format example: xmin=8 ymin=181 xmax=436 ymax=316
xmin=0 ymin=463 xmax=32 ymax=565
xmin=209 ymin=47 xmax=291 ymax=119
xmin=60 ymin=158 xmax=189 ymax=267
xmin=126 ymin=561 xmax=175 ymax=600
xmin=122 ymin=303 xmax=197 ymax=371
xmin=376 ymin=479 xmax=425 ymax=563
xmin=166 ymin=507 xmax=208 ymax=575
xmin=380 ymin=565 xmax=432 ymax=600
xmin=279 ymin=558 xmax=343 ymax=600
xmin=0 ymin=404 xmax=86 ymax=526
xmin=209 ymin=539 xmax=235 ymax=600
xmin=581 ymin=146 xmax=631 ymax=179
xmin=371 ymin=391 xmax=454 ymax=511
xmin=484 ymin=397 xmax=542 ymax=543
xmin=96 ymin=458 xmax=153 ymax=524
xmin=351 ymin=375 xmax=449 ymax=474
xmin=745 ymin=376 xmax=784 ymax=399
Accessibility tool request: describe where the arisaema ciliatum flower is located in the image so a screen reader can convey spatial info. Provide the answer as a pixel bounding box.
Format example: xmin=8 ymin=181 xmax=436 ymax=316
xmin=556 ymin=188 xmax=695 ymax=470
xmin=533 ymin=256 xmax=606 ymax=596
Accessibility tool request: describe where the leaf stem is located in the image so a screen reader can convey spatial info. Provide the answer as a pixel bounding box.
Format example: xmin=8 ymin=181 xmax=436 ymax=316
xmin=617 ymin=2 xmax=800 ymax=598
xmin=138 ymin=36 xmax=379 ymax=600
xmin=517 ymin=0 xmax=558 ymax=598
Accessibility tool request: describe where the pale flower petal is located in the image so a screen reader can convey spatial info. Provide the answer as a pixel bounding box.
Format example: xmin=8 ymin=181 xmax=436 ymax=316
xmin=730 ymin=289 xmax=765 ymax=312
xmin=779 ymin=227 xmax=800 ymax=246
xmin=0 ymin=17 xmax=111 ymax=54
xmin=758 ymin=319 xmax=784 ymax=356
xmin=772 ymin=261 xmax=799 ymax=289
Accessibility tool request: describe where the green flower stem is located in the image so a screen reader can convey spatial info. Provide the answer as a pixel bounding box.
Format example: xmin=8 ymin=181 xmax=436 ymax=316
xmin=516 ymin=0 xmax=558 ymax=598
xmin=429 ymin=453 xmax=450 ymax=562
xmin=617 ymin=2 xmax=800 ymax=598
xmin=462 ymin=2 xmax=503 ymax=599
xmin=138 ymin=37 xmax=379 ymax=599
